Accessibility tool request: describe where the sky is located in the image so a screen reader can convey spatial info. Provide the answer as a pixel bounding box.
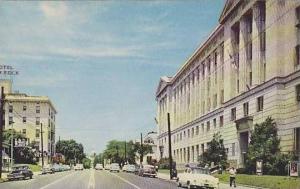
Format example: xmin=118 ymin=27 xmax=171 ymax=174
xmin=0 ymin=1 xmax=225 ymax=154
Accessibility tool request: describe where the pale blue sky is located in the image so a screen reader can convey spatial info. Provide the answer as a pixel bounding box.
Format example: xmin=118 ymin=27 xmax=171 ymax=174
xmin=0 ymin=1 xmax=225 ymax=154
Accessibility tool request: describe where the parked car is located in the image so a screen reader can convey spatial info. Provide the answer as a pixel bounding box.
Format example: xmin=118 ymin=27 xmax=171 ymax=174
xmin=53 ymin=164 xmax=63 ymax=172
xmin=74 ymin=164 xmax=84 ymax=171
xmin=122 ymin=164 xmax=128 ymax=172
xmin=134 ymin=165 xmax=141 ymax=175
xmin=7 ymin=165 xmax=33 ymax=181
xmin=41 ymin=164 xmax=55 ymax=174
xmin=95 ymin=164 xmax=103 ymax=170
xmin=126 ymin=164 xmax=136 ymax=173
xmin=63 ymin=165 xmax=71 ymax=171
xmin=104 ymin=164 xmax=111 ymax=170
xmin=110 ymin=163 xmax=120 ymax=172
xmin=138 ymin=165 xmax=157 ymax=177
xmin=177 ymin=167 xmax=219 ymax=189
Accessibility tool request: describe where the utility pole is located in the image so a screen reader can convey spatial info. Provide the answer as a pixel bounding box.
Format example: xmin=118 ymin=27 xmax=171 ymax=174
xmin=0 ymin=87 xmax=4 ymax=178
xmin=40 ymin=123 xmax=44 ymax=168
xmin=124 ymin=141 xmax=126 ymax=164
xmin=140 ymin=133 xmax=143 ymax=165
xmin=10 ymin=122 xmax=14 ymax=169
xmin=167 ymin=113 xmax=173 ymax=180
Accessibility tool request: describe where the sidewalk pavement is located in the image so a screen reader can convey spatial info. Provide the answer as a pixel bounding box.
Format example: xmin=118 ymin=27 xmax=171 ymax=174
xmin=157 ymin=172 xmax=263 ymax=189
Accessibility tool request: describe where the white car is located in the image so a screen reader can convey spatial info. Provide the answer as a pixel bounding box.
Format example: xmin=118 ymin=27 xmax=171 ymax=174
xmin=104 ymin=164 xmax=111 ymax=170
xmin=126 ymin=164 xmax=136 ymax=173
xmin=74 ymin=164 xmax=84 ymax=171
xmin=95 ymin=164 xmax=103 ymax=170
xmin=110 ymin=163 xmax=120 ymax=172
xmin=177 ymin=167 xmax=219 ymax=189
xmin=122 ymin=164 xmax=128 ymax=172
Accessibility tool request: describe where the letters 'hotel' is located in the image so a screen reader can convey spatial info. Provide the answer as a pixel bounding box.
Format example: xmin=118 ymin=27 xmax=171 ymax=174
xmin=156 ymin=0 xmax=300 ymax=168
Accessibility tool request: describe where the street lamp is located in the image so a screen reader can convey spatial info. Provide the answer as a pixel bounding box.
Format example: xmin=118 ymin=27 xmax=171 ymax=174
xmin=9 ymin=121 xmax=15 ymax=169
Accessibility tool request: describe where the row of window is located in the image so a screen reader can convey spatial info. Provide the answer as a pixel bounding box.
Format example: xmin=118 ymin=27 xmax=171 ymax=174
xmin=8 ymin=116 xmax=54 ymax=127
xmin=8 ymin=105 xmax=55 ymax=121
xmin=230 ymin=96 xmax=264 ymax=121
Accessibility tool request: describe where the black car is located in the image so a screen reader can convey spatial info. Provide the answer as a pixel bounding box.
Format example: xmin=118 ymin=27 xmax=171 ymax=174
xmin=7 ymin=165 xmax=33 ymax=181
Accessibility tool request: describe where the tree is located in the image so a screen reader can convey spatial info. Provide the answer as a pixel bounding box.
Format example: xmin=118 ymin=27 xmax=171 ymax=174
xmin=198 ymin=132 xmax=227 ymax=168
xmin=82 ymin=158 xmax=91 ymax=169
xmin=245 ymin=117 xmax=294 ymax=175
xmin=55 ymin=139 xmax=85 ymax=164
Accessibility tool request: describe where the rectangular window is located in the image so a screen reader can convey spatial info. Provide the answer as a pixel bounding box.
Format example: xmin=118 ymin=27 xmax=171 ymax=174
xmin=237 ymin=79 xmax=240 ymax=93
xmin=213 ymin=94 xmax=217 ymax=108
xmin=296 ymin=84 xmax=300 ymax=102
xmin=220 ymin=115 xmax=224 ymax=127
xmin=243 ymin=102 xmax=249 ymax=117
xmin=249 ymin=71 xmax=253 ymax=86
xmin=23 ymin=117 xmax=26 ymax=123
xmin=214 ymin=51 xmax=218 ymax=84
xmin=36 ymin=129 xmax=40 ymax=138
xmin=36 ymin=106 xmax=40 ymax=114
xmin=207 ymin=121 xmax=210 ymax=132
xmin=192 ymin=128 xmax=194 ymax=137
xmin=8 ymin=105 xmax=13 ymax=113
xmin=23 ymin=105 xmax=27 ymax=111
xmin=9 ymin=116 xmax=13 ymax=125
xmin=22 ymin=129 xmax=26 ymax=135
xmin=296 ymin=6 xmax=300 ymax=27
xmin=196 ymin=126 xmax=199 ymax=135
xmin=296 ymin=45 xmax=300 ymax=67
xmin=188 ymin=129 xmax=190 ymax=138
xmin=213 ymin=118 xmax=216 ymax=129
xmin=247 ymin=43 xmax=252 ymax=60
xmin=295 ymin=128 xmax=300 ymax=153
xmin=257 ymin=96 xmax=264 ymax=112
xmin=36 ymin=117 xmax=40 ymax=125
xmin=201 ymin=123 xmax=204 ymax=133
xmin=220 ymin=90 xmax=224 ymax=104
xmin=232 ymin=143 xmax=236 ymax=156
xmin=231 ymin=108 xmax=236 ymax=121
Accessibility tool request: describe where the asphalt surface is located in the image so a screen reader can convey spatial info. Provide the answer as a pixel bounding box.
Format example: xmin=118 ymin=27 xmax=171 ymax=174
xmin=0 ymin=169 xmax=178 ymax=189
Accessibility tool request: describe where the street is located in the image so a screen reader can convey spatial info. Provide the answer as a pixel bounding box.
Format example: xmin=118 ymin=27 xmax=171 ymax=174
xmin=0 ymin=170 xmax=178 ymax=189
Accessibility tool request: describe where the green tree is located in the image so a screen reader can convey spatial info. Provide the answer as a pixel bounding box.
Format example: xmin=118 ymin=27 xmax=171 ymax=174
xmin=82 ymin=158 xmax=91 ymax=169
xmin=93 ymin=153 xmax=104 ymax=167
xmin=56 ymin=139 xmax=85 ymax=164
xmin=245 ymin=117 xmax=294 ymax=175
xmin=198 ymin=132 xmax=227 ymax=168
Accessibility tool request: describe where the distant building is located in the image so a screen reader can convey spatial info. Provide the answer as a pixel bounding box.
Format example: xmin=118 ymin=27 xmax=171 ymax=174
xmin=1 ymin=79 xmax=57 ymax=165
xmin=135 ymin=131 xmax=159 ymax=165
xmin=156 ymin=0 xmax=300 ymax=169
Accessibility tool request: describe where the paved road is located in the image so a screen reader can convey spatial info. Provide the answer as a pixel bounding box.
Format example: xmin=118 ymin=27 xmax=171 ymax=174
xmin=0 ymin=169 xmax=178 ymax=189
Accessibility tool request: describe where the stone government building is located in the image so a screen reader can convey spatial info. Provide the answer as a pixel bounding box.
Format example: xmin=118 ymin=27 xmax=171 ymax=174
xmin=156 ymin=0 xmax=300 ymax=168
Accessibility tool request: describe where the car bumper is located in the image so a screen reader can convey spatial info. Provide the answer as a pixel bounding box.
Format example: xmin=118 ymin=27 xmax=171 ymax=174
xmin=143 ymin=173 xmax=157 ymax=177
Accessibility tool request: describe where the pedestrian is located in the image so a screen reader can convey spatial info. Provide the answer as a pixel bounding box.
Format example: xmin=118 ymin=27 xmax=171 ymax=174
xmin=229 ymin=167 xmax=236 ymax=188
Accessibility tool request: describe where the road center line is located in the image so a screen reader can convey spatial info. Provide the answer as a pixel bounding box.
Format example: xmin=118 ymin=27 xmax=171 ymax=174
xmin=39 ymin=171 xmax=77 ymax=189
xmin=88 ymin=169 xmax=95 ymax=189
xmin=106 ymin=171 xmax=141 ymax=189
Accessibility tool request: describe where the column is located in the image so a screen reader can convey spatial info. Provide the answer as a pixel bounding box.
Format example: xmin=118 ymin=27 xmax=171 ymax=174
xmin=239 ymin=16 xmax=247 ymax=93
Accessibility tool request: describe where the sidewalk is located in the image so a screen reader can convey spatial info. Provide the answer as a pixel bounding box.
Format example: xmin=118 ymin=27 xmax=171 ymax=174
xmin=157 ymin=172 xmax=264 ymax=189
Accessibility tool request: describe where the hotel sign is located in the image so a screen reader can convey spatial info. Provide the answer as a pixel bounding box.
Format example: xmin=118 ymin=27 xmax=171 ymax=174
xmin=0 ymin=65 xmax=19 ymax=75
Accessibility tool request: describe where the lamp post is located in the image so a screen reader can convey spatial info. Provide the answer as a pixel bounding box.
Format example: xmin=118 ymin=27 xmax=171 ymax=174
xmin=10 ymin=121 xmax=15 ymax=169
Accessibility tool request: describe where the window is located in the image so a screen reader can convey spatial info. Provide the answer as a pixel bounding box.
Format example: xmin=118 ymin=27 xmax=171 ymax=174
xmin=257 ymin=96 xmax=264 ymax=112
xmin=249 ymin=71 xmax=252 ymax=86
xmin=23 ymin=105 xmax=27 ymax=111
xmin=247 ymin=43 xmax=252 ymax=60
xmin=296 ymin=45 xmax=300 ymax=67
xmin=220 ymin=115 xmax=224 ymax=127
xmin=36 ymin=106 xmax=40 ymax=114
xmin=9 ymin=116 xmax=13 ymax=125
xmin=36 ymin=129 xmax=40 ymax=138
xmin=231 ymin=108 xmax=236 ymax=121
xmin=8 ymin=105 xmax=13 ymax=113
xmin=213 ymin=94 xmax=217 ymax=108
xmin=22 ymin=129 xmax=26 ymax=135
xmin=196 ymin=126 xmax=199 ymax=135
xmin=214 ymin=51 xmax=218 ymax=84
xmin=187 ymin=129 xmax=190 ymax=138
xmin=192 ymin=128 xmax=194 ymax=137
xmin=296 ymin=6 xmax=300 ymax=27
xmin=184 ymin=131 xmax=186 ymax=138
xmin=296 ymin=84 xmax=300 ymax=101
xmin=36 ymin=117 xmax=40 ymax=125
xmin=295 ymin=128 xmax=300 ymax=155
xmin=207 ymin=121 xmax=210 ymax=132
xmin=232 ymin=143 xmax=236 ymax=156
xmin=213 ymin=118 xmax=217 ymax=129
xmin=237 ymin=79 xmax=240 ymax=93
xmin=243 ymin=102 xmax=249 ymax=117
xmin=180 ymin=133 xmax=182 ymax=141
xmin=220 ymin=90 xmax=224 ymax=104
xmin=23 ymin=117 xmax=26 ymax=123
xmin=201 ymin=123 xmax=204 ymax=133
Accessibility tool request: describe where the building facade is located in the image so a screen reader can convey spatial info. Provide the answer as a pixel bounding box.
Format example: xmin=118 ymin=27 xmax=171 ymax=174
xmin=1 ymin=80 xmax=57 ymax=164
xmin=156 ymin=0 xmax=300 ymax=169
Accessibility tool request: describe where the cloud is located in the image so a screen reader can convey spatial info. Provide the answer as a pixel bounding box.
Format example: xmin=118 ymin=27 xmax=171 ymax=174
xmin=40 ymin=2 xmax=68 ymax=20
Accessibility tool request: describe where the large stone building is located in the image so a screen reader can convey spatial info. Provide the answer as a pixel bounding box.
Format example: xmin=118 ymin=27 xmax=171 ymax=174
xmin=1 ymin=79 xmax=57 ymax=164
xmin=156 ymin=0 xmax=300 ymax=168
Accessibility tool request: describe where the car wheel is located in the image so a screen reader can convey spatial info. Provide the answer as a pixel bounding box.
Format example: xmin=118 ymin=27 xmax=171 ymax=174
xmin=177 ymin=181 xmax=181 ymax=187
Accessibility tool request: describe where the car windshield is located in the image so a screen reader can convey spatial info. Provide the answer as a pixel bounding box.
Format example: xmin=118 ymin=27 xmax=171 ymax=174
xmin=192 ymin=168 xmax=210 ymax=175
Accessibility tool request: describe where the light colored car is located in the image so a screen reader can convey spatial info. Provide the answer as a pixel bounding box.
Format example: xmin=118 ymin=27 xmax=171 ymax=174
xmin=74 ymin=164 xmax=84 ymax=171
xmin=110 ymin=163 xmax=120 ymax=172
xmin=95 ymin=164 xmax=103 ymax=170
xmin=122 ymin=164 xmax=128 ymax=172
xmin=177 ymin=167 xmax=219 ymax=189
xmin=126 ymin=164 xmax=136 ymax=173
xmin=138 ymin=165 xmax=157 ymax=177
xmin=104 ymin=164 xmax=111 ymax=170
